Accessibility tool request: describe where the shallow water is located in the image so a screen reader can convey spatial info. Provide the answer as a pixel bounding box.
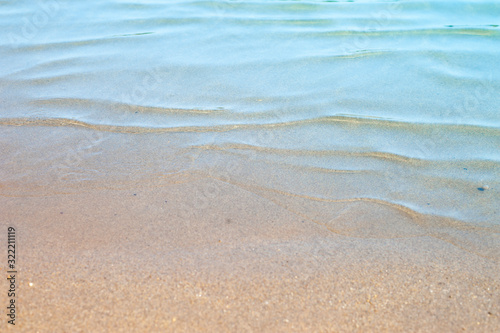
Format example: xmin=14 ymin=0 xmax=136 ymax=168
xmin=1 ymin=1 xmax=499 ymax=257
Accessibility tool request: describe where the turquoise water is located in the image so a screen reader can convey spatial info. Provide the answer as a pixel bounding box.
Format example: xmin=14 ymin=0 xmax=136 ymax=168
xmin=1 ymin=1 xmax=499 ymax=255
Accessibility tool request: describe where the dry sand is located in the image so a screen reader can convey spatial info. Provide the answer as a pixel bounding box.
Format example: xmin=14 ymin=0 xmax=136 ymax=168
xmin=1 ymin=178 xmax=499 ymax=332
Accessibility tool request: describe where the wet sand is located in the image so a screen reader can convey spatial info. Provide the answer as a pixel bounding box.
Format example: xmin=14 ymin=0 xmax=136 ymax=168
xmin=1 ymin=178 xmax=499 ymax=332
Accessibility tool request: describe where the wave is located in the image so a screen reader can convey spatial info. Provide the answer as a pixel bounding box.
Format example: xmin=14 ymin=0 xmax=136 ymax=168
xmin=2 ymin=113 xmax=499 ymax=132
xmin=202 ymin=174 xmax=500 ymax=260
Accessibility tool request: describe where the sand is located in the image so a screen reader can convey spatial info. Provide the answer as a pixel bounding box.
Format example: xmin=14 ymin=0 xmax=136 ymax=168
xmin=1 ymin=177 xmax=499 ymax=332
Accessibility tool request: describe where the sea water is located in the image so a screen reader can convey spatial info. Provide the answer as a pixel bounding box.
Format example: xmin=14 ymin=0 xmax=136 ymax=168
xmin=0 ymin=0 xmax=499 ymax=257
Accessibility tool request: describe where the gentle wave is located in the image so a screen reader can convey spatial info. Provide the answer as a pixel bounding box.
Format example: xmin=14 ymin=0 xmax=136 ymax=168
xmin=2 ymin=113 xmax=500 ymax=132
xmin=204 ymin=174 xmax=500 ymax=260
xmin=188 ymin=142 xmax=500 ymax=164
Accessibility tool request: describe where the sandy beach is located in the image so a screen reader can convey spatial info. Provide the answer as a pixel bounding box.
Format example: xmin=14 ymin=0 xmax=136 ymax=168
xmin=1 ymin=177 xmax=499 ymax=332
